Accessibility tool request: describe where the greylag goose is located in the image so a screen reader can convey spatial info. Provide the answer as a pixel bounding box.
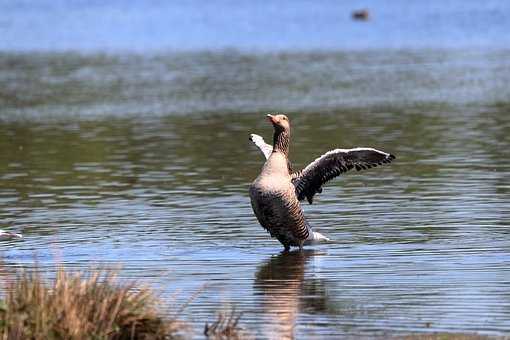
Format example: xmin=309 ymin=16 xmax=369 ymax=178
xmin=249 ymin=114 xmax=395 ymax=251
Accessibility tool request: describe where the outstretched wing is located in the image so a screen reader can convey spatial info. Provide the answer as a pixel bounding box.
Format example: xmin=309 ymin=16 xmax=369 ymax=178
xmin=249 ymin=134 xmax=273 ymax=160
xmin=292 ymin=147 xmax=395 ymax=204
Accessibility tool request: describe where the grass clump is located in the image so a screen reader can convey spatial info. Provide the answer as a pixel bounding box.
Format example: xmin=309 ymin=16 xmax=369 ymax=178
xmin=204 ymin=309 xmax=249 ymax=340
xmin=0 ymin=267 xmax=184 ymax=339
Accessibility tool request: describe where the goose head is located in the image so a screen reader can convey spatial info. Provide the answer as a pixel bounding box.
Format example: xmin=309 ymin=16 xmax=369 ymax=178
xmin=267 ymin=114 xmax=290 ymax=132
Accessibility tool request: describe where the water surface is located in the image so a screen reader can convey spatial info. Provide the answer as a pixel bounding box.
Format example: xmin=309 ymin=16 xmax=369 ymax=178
xmin=2 ymin=0 xmax=510 ymax=51
xmin=1 ymin=49 xmax=510 ymax=338
xmin=1 ymin=1 xmax=510 ymax=337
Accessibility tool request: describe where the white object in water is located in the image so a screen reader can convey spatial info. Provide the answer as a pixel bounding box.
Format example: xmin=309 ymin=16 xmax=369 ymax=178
xmin=0 ymin=230 xmax=23 ymax=239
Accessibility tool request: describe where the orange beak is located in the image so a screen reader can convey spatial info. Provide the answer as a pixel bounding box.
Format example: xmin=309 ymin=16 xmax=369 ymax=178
xmin=266 ymin=114 xmax=276 ymax=124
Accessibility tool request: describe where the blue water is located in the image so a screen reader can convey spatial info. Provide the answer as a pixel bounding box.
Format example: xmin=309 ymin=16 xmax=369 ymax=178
xmin=1 ymin=0 xmax=510 ymax=51
xmin=2 ymin=1 xmax=510 ymax=338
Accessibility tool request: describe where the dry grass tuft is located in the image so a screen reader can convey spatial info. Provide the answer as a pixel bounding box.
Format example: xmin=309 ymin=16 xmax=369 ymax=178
xmin=204 ymin=309 xmax=248 ymax=340
xmin=0 ymin=267 xmax=184 ymax=339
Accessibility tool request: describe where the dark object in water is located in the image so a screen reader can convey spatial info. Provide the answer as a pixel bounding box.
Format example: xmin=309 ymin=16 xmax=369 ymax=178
xmin=352 ymin=9 xmax=369 ymax=21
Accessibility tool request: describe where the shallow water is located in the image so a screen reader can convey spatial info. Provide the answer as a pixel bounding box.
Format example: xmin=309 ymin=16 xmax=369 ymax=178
xmin=1 ymin=48 xmax=510 ymax=338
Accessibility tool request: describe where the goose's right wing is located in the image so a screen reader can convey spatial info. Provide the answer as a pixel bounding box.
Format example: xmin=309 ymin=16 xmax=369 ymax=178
xmin=249 ymin=134 xmax=273 ymax=160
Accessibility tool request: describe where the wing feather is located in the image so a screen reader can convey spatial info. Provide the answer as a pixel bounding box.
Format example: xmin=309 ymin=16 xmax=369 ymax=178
xmin=249 ymin=134 xmax=273 ymax=160
xmin=292 ymin=147 xmax=395 ymax=204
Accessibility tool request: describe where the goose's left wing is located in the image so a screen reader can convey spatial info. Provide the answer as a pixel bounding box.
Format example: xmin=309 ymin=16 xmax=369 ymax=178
xmin=249 ymin=134 xmax=273 ymax=160
xmin=292 ymin=147 xmax=395 ymax=204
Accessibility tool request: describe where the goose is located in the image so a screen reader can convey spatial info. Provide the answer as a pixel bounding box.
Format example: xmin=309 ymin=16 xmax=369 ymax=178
xmin=249 ymin=114 xmax=395 ymax=251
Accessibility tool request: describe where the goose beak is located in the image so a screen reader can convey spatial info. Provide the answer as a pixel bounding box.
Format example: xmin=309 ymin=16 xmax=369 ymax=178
xmin=266 ymin=114 xmax=276 ymax=123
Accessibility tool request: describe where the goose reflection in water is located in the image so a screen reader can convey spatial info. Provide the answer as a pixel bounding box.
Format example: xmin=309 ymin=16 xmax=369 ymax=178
xmin=253 ymin=250 xmax=330 ymax=340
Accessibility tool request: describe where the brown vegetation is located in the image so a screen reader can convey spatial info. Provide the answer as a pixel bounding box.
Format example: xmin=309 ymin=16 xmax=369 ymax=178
xmin=204 ymin=309 xmax=248 ymax=340
xmin=0 ymin=268 xmax=185 ymax=339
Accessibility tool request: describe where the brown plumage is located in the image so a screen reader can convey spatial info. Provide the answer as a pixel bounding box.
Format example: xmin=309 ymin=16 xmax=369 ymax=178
xmin=249 ymin=114 xmax=395 ymax=251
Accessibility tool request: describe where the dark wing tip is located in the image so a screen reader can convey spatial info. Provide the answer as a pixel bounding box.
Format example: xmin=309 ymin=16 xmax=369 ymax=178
xmin=380 ymin=153 xmax=395 ymax=164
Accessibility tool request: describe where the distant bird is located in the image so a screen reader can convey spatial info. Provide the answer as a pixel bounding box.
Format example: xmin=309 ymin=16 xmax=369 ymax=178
xmin=352 ymin=9 xmax=370 ymax=21
xmin=249 ymin=114 xmax=395 ymax=251
xmin=0 ymin=230 xmax=22 ymax=239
